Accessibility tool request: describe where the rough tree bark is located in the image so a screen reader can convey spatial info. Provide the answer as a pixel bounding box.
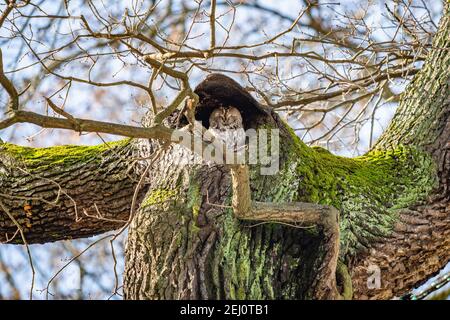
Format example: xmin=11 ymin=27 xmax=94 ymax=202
xmin=0 ymin=140 xmax=143 ymax=242
xmin=0 ymin=4 xmax=449 ymax=300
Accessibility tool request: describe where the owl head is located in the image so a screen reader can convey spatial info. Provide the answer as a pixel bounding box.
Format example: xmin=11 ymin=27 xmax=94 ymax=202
xmin=209 ymin=106 xmax=243 ymax=131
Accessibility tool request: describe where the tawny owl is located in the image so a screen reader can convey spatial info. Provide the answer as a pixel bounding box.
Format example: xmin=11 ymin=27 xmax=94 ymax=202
xmin=207 ymin=106 xmax=246 ymax=163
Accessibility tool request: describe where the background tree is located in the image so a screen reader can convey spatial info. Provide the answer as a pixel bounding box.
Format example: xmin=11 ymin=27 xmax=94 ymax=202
xmin=0 ymin=0 xmax=448 ymax=299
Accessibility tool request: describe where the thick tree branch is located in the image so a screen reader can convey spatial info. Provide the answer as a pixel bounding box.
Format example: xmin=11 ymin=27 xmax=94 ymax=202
xmin=0 ymin=140 xmax=140 ymax=244
xmin=0 ymin=110 xmax=174 ymax=140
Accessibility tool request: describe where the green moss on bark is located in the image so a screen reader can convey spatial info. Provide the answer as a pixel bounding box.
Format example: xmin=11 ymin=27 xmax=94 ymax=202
xmin=142 ymin=188 xmax=178 ymax=208
xmin=282 ymin=127 xmax=438 ymax=257
xmin=1 ymin=139 xmax=130 ymax=171
xmin=217 ymin=208 xmax=276 ymax=299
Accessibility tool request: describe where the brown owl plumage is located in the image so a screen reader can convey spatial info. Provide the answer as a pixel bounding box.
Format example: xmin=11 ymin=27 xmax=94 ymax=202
xmin=207 ymin=106 xmax=246 ymax=162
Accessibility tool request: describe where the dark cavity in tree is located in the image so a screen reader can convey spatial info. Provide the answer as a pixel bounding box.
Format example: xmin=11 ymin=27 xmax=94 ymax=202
xmin=179 ymin=74 xmax=274 ymax=130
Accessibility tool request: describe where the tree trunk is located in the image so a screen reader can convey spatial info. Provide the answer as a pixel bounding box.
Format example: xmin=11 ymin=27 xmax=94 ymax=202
xmin=123 ymin=5 xmax=449 ymax=299
xmin=0 ymin=3 xmax=448 ymax=300
xmin=351 ymin=5 xmax=450 ymax=298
